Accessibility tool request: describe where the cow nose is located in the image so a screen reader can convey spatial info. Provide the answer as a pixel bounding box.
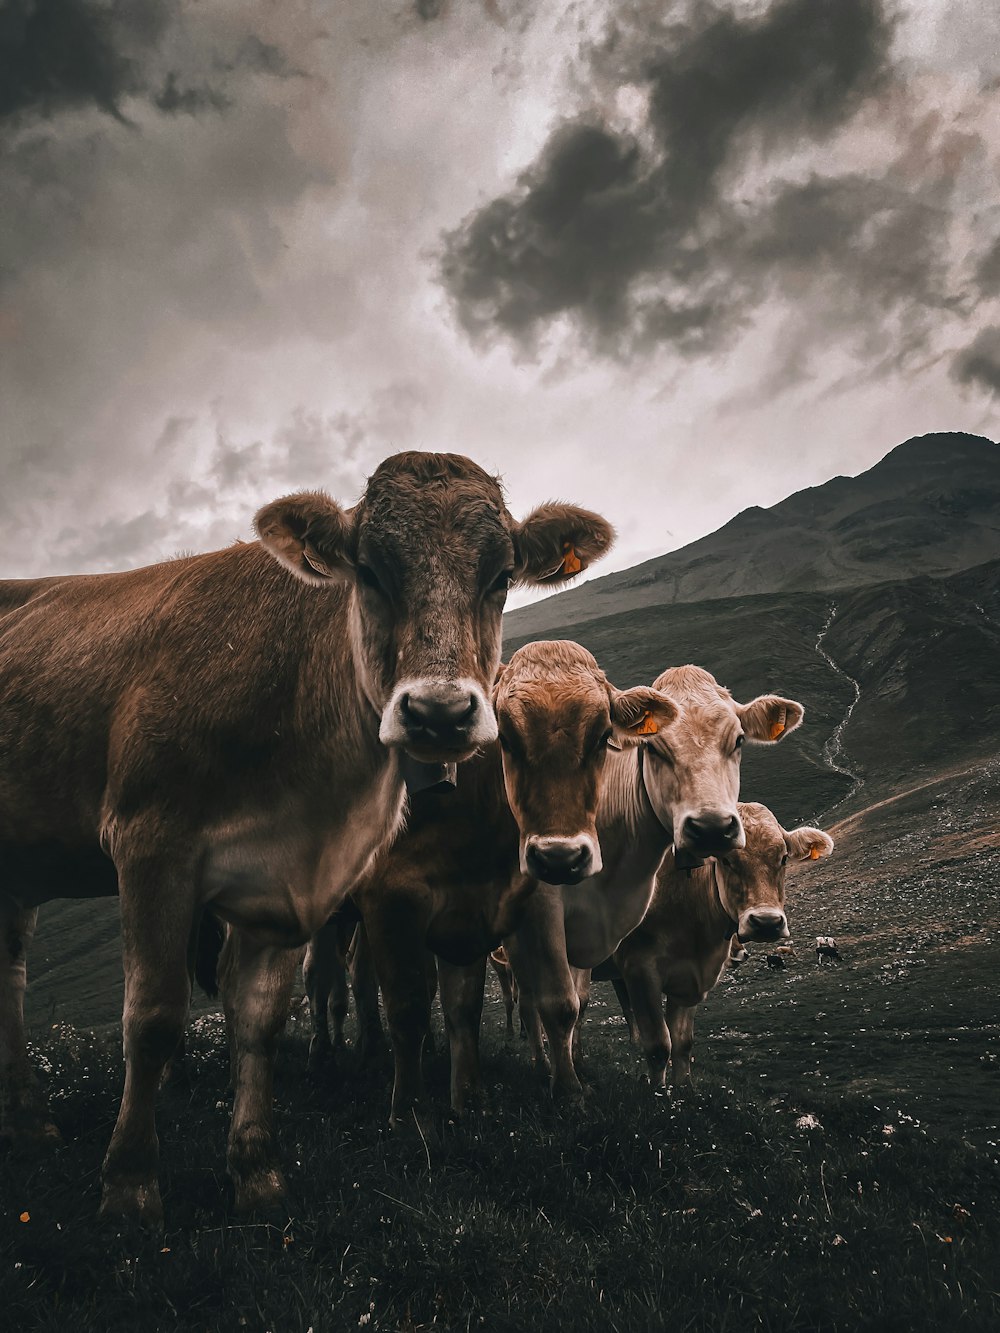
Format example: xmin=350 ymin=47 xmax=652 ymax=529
xmin=742 ymin=909 xmax=789 ymax=943
xmin=401 ymin=686 xmax=477 ymax=734
xmin=682 ymin=812 xmax=742 ymax=854
xmin=525 ymin=836 xmax=594 ymax=886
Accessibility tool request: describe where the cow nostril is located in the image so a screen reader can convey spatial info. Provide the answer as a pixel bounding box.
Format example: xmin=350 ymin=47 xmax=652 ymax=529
xmin=402 ymin=690 xmax=477 ymax=730
xmin=725 ymin=815 xmax=741 ymax=839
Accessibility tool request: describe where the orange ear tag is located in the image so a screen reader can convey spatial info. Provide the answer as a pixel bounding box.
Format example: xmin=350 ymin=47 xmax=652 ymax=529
xmin=769 ymin=721 xmax=785 ymax=740
xmin=809 ymin=846 xmax=821 ymax=860
xmin=561 ymin=542 xmax=583 ymax=575
xmin=633 ymin=710 xmax=659 ymax=736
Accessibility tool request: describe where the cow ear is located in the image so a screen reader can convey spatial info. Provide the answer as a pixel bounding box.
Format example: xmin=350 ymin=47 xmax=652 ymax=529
xmin=610 ymin=687 xmax=678 ymax=747
xmin=511 ymin=504 xmax=615 ymax=587
xmin=785 ymin=826 xmax=834 ymax=862
xmin=255 ymin=492 xmax=355 ymax=586
xmin=737 ymin=695 xmax=804 ymax=743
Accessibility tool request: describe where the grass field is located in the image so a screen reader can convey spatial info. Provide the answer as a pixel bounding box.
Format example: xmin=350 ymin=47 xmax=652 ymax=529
xmin=3 ymin=957 xmax=1000 ymax=1333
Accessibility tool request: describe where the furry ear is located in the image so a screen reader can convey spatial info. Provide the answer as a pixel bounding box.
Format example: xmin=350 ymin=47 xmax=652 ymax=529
xmin=255 ymin=492 xmax=355 ymax=586
xmin=737 ymin=695 xmax=805 ymax=743
xmin=511 ymin=503 xmax=615 ymax=587
xmin=785 ymin=826 xmax=835 ymax=862
xmin=610 ymin=687 xmax=678 ymax=747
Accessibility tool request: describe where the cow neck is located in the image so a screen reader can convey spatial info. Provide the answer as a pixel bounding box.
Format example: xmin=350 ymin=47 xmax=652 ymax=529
xmin=560 ymin=746 xmax=674 ymax=969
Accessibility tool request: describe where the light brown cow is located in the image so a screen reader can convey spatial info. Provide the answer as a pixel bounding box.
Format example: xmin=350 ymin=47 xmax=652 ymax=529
xmin=613 ymin=802 xmax=833 ymax=1087
xmin=0 ymin=452 xmax=612 ymax=1226
xmin=504 ymin=666 xmax=804 ymax=1099
xmin=315 ymin=640 xmax=677 ymax=1132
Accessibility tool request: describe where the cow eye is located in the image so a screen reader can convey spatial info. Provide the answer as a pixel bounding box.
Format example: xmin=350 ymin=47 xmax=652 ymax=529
xmin=781 ymin=853 xmax=789 ymax=865
xmin=734 ymin=734 xmax=745 ymax=753
xmin=489 ymin=570 xmax=514 ymax=597
xmin=356 ymin=563 xmax=384 ymax=596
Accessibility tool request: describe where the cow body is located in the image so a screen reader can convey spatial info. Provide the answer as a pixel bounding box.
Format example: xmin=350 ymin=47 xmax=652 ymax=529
xmin=613 ymin=803 xmax=833 ymax=1087
xmin=336 ymin=640 xmax=676 ymax=1130
xmin=0 ymin=452 xmax=613 ymax=1225
xmin=504 ymin=666 xmax=804 ymax=1099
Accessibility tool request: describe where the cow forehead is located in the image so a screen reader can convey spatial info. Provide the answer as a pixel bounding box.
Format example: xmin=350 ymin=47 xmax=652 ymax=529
xmin=664 ymin=700 xmax=739 ymax=752
xmin=735 ymin=804 xmax=786 ymax=859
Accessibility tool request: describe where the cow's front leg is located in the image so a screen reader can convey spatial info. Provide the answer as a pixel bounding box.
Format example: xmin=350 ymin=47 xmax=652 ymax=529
xmin=0 ymin=901 xmax=61 ymax=1148
xmin=506 ymin=896 xmax=581 ymax=1102
xmin=665 ymin=998 xmax=696 ymax=1089
xmin=437 ymin=956 xmax=486 ymax=1116
xmin=100 ymin=855 xmax=195 ymax=1228
xmin=364 ymin=894 xmax=434 ymax=1138
xmin=303 ymin=915 xmax=344 ymax=1074
xmin=350 ymin=920 xmax=390 ymax=1069
xmin=622 ymin=962 xmax=670 ymax=1090
xmin=220 ymin=928 xmax=300 ymax=1217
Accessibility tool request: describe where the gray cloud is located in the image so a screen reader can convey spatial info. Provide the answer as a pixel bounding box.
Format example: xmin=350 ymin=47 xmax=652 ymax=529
xmin=440 ymin=0 xmax=895 ymax=354
xmin=952 ymin=326 xmax=1000 ymax=395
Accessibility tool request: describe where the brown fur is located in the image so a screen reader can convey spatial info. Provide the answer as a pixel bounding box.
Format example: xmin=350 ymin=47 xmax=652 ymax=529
xmin=613 ymin=802 xmax=833 ymax=1088
xmin=0 ymin=452 xmax=613 ymax=1226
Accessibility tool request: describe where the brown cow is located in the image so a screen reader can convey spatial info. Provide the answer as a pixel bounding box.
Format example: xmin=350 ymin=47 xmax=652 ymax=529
xmin=0 ymin=452 xmax=612 ymax=1225
xmin=613 ymin=802 xmax=833 ymax=1088
xmin=320 ymin=640 xmax=678 ymax=1132
xmin=504 ymin=666 xmax=804 ymax=1099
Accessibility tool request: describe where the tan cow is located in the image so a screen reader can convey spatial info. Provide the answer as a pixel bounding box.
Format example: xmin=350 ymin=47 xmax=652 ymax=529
xmin=0 ymin=452 xmax=612 ymax=1226
xmin=613 ymin=802 xmax=833 ymax=1087
xmin=311 ymin=640 xmax=677 ymax=1132
xmin=504 ymin=665 xmax=804 ymax=1099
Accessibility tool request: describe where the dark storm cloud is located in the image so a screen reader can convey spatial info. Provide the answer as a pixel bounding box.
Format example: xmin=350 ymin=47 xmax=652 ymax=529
xmin=154 ymin=71 xmax=230 ymax=116
xmin=951 ymin=327 xmax=1000 ymax=395
xmin=440 ymin=0 xmax=895 ymax=353
xmin=0 ymin=0 xmax=142 ymax=120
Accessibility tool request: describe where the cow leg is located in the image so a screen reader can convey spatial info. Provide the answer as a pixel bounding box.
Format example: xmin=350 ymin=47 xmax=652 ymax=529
xmin=571 ymin=967 xmax=591 ymax=1066
xmin=611 ymin=976 xmax=639 ymax=1044
xmin=350 ymin=920 xmax=390 ymax=1069
xmin=622 ymin=964 xmax=670 ymax=1090
xmin=0 ymin=902 xmax=61 ymax=1148
xmin=219 ymin=928 xmax=300 ymax=1217
xmin=303 ymin=916 xmax=344 ymax=1074
xmin=489 ymin=955 xmax=515 ymax=1035
xmin=423 ymin=949 xmax=439 ymax=1059
xmin=100 ymin=857 xmax=195 ymax=1227
xmin=506 ymin=896 xmax=582 ymax=1102
xmin=438 ymin=955 xmax=487 ymax=1116
xmin=363 ymin=895 xmax=434 ymax=1138
xmin=665 ymin=999 xmax=696 ymax=1089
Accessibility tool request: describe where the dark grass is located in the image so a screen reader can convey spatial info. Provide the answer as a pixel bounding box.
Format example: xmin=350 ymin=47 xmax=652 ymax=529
xmin=4 ymin=991 xmax=1000 ymax=1333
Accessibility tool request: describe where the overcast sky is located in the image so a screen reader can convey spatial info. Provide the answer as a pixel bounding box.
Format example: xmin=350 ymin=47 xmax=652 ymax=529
xmin=2 ymin=0 xmax=998 ymax=608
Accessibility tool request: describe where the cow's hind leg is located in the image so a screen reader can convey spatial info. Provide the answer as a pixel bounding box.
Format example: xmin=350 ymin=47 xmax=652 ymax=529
xmin=438 ymin=955 xmax=487 ymax=1116
xmin=100 ymin=853 xmax=195 ymax=1228
xmin=350 ymin=920 xmax=390 ymax=1070
xmin=0 ymin=901 xmax=61 ymax=1148
xmin=303 ymin=915 xmax=344 ymax=1075
xmin=220 ymin=928 xmax=300 ymax=1217
xmin=611 ymin=976 xmax=639 ymax=1044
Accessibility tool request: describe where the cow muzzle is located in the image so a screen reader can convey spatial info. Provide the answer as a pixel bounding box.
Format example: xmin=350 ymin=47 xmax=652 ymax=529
xmin=380 ymin=677 xmax=497 ymax=761
xmin=523 ymin=834 xmax=601 ymax=886
xmin=738 ymin=907 xmax=789 ymax=944
xmin=678 ymin=810 xmax=745 ymax=857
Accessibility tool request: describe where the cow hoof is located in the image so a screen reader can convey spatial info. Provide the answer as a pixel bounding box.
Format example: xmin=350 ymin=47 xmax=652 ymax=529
xmin=231 ymin=1167 xmax=292 ymax=1221
xmin=307 ymin=1038 xmax=336 ymax=1078
xmin=389 ymin=1106 xmax=440 ymax=1152
xmin=98 ymin=1178 xmax=165 ymax=1232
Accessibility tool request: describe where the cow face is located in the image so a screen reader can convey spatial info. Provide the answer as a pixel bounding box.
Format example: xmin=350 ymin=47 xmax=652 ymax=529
xmin=639 ymin=665 xmax=804 ymax=859
xmin=714 ymin=802 xmax=834 ymax=943
xmin=495 ymin=642 xmax=677 ymax=885
xmin=255 ymin=453 xmax=613 ymax=764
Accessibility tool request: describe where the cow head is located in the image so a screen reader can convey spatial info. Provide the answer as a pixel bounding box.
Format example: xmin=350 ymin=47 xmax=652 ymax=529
xmin=255 ymin=453 xmax=614 ymax=763
xmin=495 ymin=642 xmax=677 ymax=885
xmin=639 ymin=665 xmax=804 ymax=859
xmin=714 ymin=802 xmax=834 ymax=943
